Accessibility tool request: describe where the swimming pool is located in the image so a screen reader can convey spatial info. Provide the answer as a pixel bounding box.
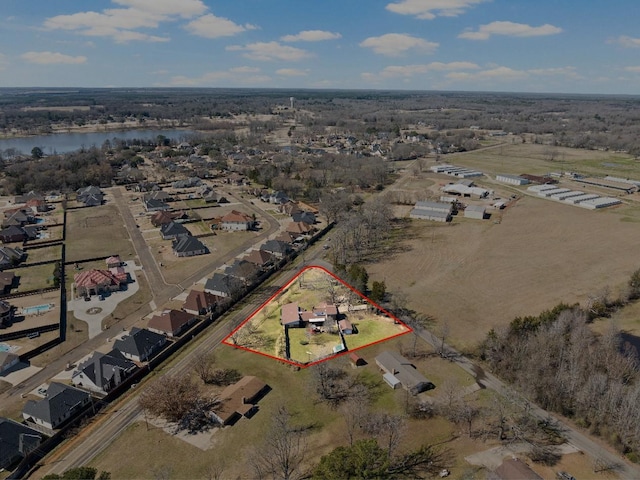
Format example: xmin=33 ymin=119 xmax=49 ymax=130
xmin=22 ymin=303 xmax=54 ymax=315
xmin=0 ymin=343 xmax=10 ymax=352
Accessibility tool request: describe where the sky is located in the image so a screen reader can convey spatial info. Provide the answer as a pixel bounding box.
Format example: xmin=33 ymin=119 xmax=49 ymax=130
xmin=1 ymin=0 xmax=639 ymax=94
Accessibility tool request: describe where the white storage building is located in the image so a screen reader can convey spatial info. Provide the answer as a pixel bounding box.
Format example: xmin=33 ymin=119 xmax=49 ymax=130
xmin=565 ymin=193 xmax=600 ymax=205
xmin=578 ymin=197 xmax=622 ymax=210
xmin=539 ymin=188 xmax=571 ymax=197
xmin=496 ymin=174 xmax=530 ymax=186
xmin=464 ymin=205 xmax=486 ymax=219
xmin=410 ymin=208 xmax=451 ymax=222
xmin=415 ymin=201 xmax=453 ymax=214
xmin=527 ymin=184 xmax=558 ymax=193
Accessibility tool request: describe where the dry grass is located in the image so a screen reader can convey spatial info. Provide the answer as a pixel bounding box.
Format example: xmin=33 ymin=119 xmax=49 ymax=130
xmin=24 ymin=244 xmax=62 ymax=265
xmin=66 ymin=205 xmax=135 ymax=262
xmin=369 ymin=191 xmax=640 ymax=351
xmin=13 ymin=263 xmax=58 ymax=292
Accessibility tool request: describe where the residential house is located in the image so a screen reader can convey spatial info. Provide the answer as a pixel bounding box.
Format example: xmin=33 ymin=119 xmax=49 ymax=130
xmin=0 ymin=417 xmax=42 ymax=470
xmin=275 ymin=231 xmax=297 ymax=245
xmin=225 ymin=260 xmax=260 ymax=285
xmin=182 ymin=290 xmax=219 ymax=316
xmin=14 ymin=191 xmax=44 ymax=204
xmin=74 ymin=269 xmax=127 ymax=298
xmin=0 ymin=300 xmax=14 ymax=327
xmin=338 ymin=318 xmax=353 ymax=335
xmin=3 ymin=209 xmax=34 ymax=228
xmin=244 ymin=249 xmax=274 ymax=270
xmin=0 ymin=271 xmax=17 ymax=294
xmin=260 ymin=240 xmax=293 ymax=258
xmin=143 ymin=191 xmax=171 ymax=203
xmin=220 ymin=210 xmax=255 ymax=231
xmin=22 ymin=382 xmax=91 ymax=430
xmin=204 ymin=273 xmax=243 ymax=298
xmin=285 ymin=221 xmax=314 ymax=237
xmin=150 ymin=210 xmax=188 ymax=227
xmin=0 ymin=351 xmax=19 ymax=373
xmin=0 ymin=247 xmax=26 ymax=270
xmin=278 ymin=201 xmax=302 ymax=216
xmin=71 ymin=350 xmax=137 ymax=394
xmin=269 ymin=191 xmax=289 ymax=204
xmin=0 ymin=226 xmax=31 ymax=243
xmin=113 ymin=327 xmax=167 ymax=362
xmin=147 ymin=309 xmax=197 ymax=337
xmin=172 ymin=236 xmax=207 ymax=257
xmin=160 ymin=221 xmax=190 ymax=240
xmin=172 ymin=177 xmax=202 ymax=189
xmin=375 ymin=351 xmax=434 ymax=395
xmin=144 ymin=198 xmax=170 ymax=212
xmin=281 ymin=302 xmax=302 ymax=327
xmin=314 ymin=302 xmax=339 ymax=321
xmin=212 ymin=376 xmax=270 ymax=426
xmin=26 ymin=198 xmax=48 ymax=213
xmin=292 ymin=211 xmax=316 ymax=225
xmin=76 ymin=186 xmax=104 ymax=207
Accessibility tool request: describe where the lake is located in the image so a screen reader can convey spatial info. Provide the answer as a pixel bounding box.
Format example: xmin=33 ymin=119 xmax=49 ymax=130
xmin=0 ymin=128 xmax=196 ymax=155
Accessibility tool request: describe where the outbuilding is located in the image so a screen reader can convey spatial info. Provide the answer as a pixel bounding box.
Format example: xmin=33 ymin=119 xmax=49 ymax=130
xmin=496 ymin=174 xmax=530 ymax=185
xmin=464 ymin=205 xmax=486 ymax=220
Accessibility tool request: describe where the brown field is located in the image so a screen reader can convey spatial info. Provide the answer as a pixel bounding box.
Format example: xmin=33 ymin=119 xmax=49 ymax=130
xmin=66 ymin=205 xmax=135 ymax=262
xmin=368 ymin=146 xmax=640 ymax=351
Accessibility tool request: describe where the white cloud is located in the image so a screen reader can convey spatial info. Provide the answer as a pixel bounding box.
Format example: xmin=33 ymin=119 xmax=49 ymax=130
xmin=276 ymin=68 xmax=309 ymax=76
xmin=226 ymin=42 xmax=312 ymax=61
xmin=623 ymin=66 xmax=640 ymax=73
xmin=43 ymin=0 xmax=233 ymax=43
xmin=112 ymin=0 xmax=207 ymax=18
xmin=446 ymin=66 xmax=528 ymax=82
xmin=167 ymin=67 xmax=270 ymax=86
xmin=528 ymin=66 xmax=580 ymax=79
xmin=459 ymin=21 xmax=562 ymax=40
xmin=611 ymin=35 xmax=640 ymax=48
xmin=359 ymin=33 xmax=438 ymax=56
xmin=185 ymin=13 xmax=257 ymax=39
xmin=386 ymin=0 xmax=489 ymax=20
xmin=21 ymin=51 xmax=87 ymax=65
xmin=281 ymin=30 xmax=342 ymax=42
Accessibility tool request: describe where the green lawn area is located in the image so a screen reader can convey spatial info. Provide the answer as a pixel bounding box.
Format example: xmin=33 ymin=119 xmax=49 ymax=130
xmin=343 ymin=313 xmax=410 ymax=351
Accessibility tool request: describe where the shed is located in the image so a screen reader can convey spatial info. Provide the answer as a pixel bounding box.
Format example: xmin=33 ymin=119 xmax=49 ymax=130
xmin=464 ymin=205 xmax=486 ymax=220
xmin=383 ymin=372 xmax=401 ymax=389
xmin=349 ymin=352 xmax=366 ymax=367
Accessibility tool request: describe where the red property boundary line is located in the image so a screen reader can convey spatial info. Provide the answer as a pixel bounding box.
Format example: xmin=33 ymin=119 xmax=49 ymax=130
xmin=221 ymin=264 xmax=412 ymax=368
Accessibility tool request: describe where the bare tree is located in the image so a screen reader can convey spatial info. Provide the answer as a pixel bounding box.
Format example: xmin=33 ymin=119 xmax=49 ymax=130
xmin=251 ymin=406 xmax=308 ymax=480
xmin=193 ymin=351 xmax=215 ymax=384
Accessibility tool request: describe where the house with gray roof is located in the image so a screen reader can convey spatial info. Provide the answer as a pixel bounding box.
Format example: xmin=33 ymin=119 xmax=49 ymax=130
xmin=375 ymin=351 xmax=434 ymax=395
xmin=204 ymin=273 xmax=243 ymax=298
xmin=172 ymin=236 xmax=207 ymax=257
xmin=76 ymin=186 xmax=104 ymax=207
xmin=0 ymin=247 xmax=26 ymax=270
xmin=113 ymin=327 xmax=167 ymax=362
xmin=22 ymin=382 xmax=91 ymax=430
xmin=260 ymin=239 xmax=293 ymax=258
xmin=0 ymin=417 xmax=42 ymax=470
xmin=71 ymin=350 xmax=137 ymax=395
xmin=145 ymin=198 xmax=170 ymax=212
xmin=225 ymin=260 xmax=260 ymax=284
xmin=160 ymin=221 xmax=190 ymax=240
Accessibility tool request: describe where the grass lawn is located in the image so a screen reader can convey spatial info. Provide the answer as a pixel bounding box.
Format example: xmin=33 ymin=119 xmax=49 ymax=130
xmin=288 ymin=327 xmax=341 ymax=363
xmin=22 ymin=244 xmax=62 ymax=265
xmin=66 ymin=205 xmax=135 ymax=262
xmin=13 ymin=263 xmax=58 ymax=292
xmin=343 ymin=313 xmax=410 ymax=352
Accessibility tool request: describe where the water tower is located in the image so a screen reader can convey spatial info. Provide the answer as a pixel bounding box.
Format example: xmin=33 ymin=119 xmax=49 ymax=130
xmin=290 ymin=97 xmax=295 ymax=110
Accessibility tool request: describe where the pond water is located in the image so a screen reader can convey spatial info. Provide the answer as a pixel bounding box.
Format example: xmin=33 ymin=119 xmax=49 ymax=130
xmin=0 ymin=128 xmax=196 ymax=155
